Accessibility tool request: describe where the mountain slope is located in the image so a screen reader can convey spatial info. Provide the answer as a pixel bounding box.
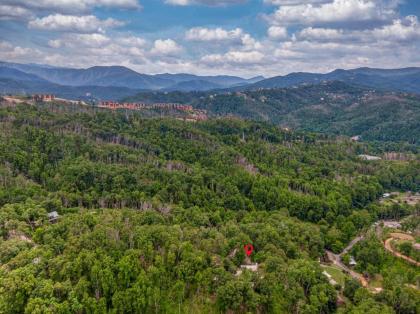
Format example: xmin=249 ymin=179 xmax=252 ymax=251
xmin=0 ymin=78 xmax=144 ymax=100
xmin=0 ymin=67 xmax=48 ymax=83
xmin=0 ymin=61 xmax=262 ymax=92
xmin=162 ymin=79 xmax=223 ymax=91
xmin=0 ymin=104 xmax=418 ymax=313
xmin=125 ymin=81 xmax=420 ymax=143
xmin=243 ymin=67 xmax=420 ymax=94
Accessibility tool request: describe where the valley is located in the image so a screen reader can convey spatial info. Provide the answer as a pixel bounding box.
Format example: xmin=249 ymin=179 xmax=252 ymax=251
xmin=0 ymin=103 xmax=418 ymax=313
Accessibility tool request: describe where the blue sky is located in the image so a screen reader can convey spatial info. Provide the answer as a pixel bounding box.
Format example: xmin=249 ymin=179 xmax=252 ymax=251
xmin=1 ymin=0 xmax=420 ymax=77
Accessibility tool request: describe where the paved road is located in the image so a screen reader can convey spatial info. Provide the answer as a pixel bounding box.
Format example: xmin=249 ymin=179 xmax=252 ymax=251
xmin=325 ymin=234 xmax=369 ymax=286
xmin=326 ymin=249 xmax=368 ymax=287
xmin=341 ymin=235 xmax=364 ymax=256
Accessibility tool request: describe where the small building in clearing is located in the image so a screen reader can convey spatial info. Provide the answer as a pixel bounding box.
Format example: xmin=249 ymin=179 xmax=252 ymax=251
xmin=47 ymin=211 xmax=60 ymax=223
xmin=383 ymin=221 xmax=402 ymax=229
xmin=349 ymin=256 xmax=357 ymax=266
xmin=358 ymin=154 xmax=382 ymax=161
xmin=33 ymin=94 xmax=55 ymax=102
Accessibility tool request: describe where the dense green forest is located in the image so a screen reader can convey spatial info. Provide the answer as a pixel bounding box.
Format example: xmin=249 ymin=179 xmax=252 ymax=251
xmin=124 ymin=81 xmax=420 ymax=144
xmin=0 ymin=104 xmax=419 ymax=313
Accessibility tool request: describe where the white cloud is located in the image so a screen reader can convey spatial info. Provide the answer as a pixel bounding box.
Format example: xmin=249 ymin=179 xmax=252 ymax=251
xmin=370 ymin=15 xmax=420 ymax=41
xmin=151 ymin=39 xmax=182 ymax=56
xmin=0 ymin=41 xmax=43 ymax=62
xmin=186 ymin=27 xmax=243 ymax=41
xmin=0 ymin=5 xmax=33 ymax=20
xmin=29 ymin=14 xmax=124 ymax=33
xmin=165 ymin=0 xmax=246 ymax=6
xmin=185 ymin=27 xmax=261 ymax=50
xmin=117 ymin=36 xmax=147 ymax=47
xmin=1 ymin=0 xmax=140 ymax=15
xmin=297 ymin=27 xmax=344 ymax=41
xmin=48 ymin=33 xmax=111 ymax=48
xmin=201 ymin=50 xmax=265 ymax=65
xmin=241 ymin=34 xmax=262 ymax=50
xmin=270 ymin=0 xmax=397 ymax=25
xmin=295 ymin=16 xmax=420 ymax=43
xmin=264 ymin=0 xmax=330 ymax=5
xmin=267 ymin=26 xmax=288 ymax=39
xmin=48 ymin=39 xmax=63 ymax=48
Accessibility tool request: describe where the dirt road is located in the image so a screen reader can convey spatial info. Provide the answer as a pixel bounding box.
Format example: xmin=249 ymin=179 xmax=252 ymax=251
xmin=383 ymin=237 xmax=420 ymax=267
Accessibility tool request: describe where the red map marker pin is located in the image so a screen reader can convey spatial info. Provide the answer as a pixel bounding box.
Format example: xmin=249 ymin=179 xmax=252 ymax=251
xmin=244 ymin=244 xmax=254 ymax=257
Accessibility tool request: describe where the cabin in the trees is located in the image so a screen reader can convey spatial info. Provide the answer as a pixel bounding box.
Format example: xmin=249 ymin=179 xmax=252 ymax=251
xmin=33 ymin=94 xmax=55 ymax=102
xmin=358 ymin=154 xmax=382 ymax=161
xmin=383 ymin=221 xmax=402 ymax=229
xmin=48 ymin=211 xmax=60 ymax=223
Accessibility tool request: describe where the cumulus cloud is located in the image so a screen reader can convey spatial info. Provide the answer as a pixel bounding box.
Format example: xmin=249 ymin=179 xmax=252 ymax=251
xmin=48 ymin=33 xmax=111 ymax=49
xmin=151 ymin=39 xmax=182 ymax=56
xmin=267 ymin=26 xmax=288 ymax=39
xmin=2 ymin=0 xmax=140 ymax=13
xmin=371 ymin=15 xmax=420 ymax=41
xmin=297 ymin=27 xmax=344 ymax=41
xmin=185 ymin=27 xmax=261 ymax=50
xmin=201 ymin=50 xmax=265 ymax=65
xmin=186 ymin=27 xmax=243 ymax=41
xmin=269 ymin=0 xmax=397 ymax=26
xmin=0 ymin=41 xmax=43 ymax=62
xmin=117 ymin=36 xmax=147 ymax=47
xmin=295 ymin=16 xmax=420 ymax=43
xmin=28 ymin=14 xmax=124 ymax=33
xmin=0 ymin=5 xmax=33 ymax=20
xmin=165 ymin=0 xmax=246 ymax=6
xmin=264 ymin=0 xmax=330 ymax=5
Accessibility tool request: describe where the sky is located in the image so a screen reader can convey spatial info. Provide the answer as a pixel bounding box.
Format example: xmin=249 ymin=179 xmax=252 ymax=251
xmin=0 ymin=0 xmax=420 ymax=77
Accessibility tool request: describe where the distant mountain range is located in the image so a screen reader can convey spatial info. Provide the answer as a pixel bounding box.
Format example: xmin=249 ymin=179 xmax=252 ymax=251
xmin=240 ymin=67 xmax=420 ymax=94
xmin=1 ymin=61 xmax=420 ymax=100
xmin=0 ymin=61 xmax=263 ymax=99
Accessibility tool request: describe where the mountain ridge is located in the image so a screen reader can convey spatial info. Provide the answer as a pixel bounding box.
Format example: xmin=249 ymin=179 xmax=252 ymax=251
xmin=241 ymin=67 xmax=420 ymax=94
xmin=0 ymin=61 xmax=263 ymax=92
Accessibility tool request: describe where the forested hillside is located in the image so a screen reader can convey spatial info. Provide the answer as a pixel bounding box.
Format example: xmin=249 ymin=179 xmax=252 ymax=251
xmin=0 ymin=104 xmax=419 ymax=313
xmin=124 ymin=82 xmax=420 ymax=144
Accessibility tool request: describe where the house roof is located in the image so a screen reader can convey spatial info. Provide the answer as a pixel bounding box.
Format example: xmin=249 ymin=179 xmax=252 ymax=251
xmin=47 ymin=211 xmax=59 ymax=219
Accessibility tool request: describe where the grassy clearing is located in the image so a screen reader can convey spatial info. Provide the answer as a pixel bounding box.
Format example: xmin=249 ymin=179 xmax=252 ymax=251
xmin=368 ymin=275 xmax=383 ymax=289
xmin=321 ymin=265 xmax=346 ymax=286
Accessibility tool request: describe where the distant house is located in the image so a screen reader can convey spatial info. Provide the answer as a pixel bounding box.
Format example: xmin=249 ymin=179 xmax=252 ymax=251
xmin=33 ymin=94 xmax=55 ymax=102
xmin=358 ymin=154 xmax=381 ymax=161
xmin=413 ymin=243 xmax=420 ymax=251
xmin=47 ymin=211 xmax=60 ymax=223
xmin=383 ymin=221 xmax=402 ymax=229
xmin=349 ymin=256 xmax=357 ymax=266
xmin=382 ymin=193 xmax=391 ymax=198
xmin=351 ymin=135 xmax=361 ymax=142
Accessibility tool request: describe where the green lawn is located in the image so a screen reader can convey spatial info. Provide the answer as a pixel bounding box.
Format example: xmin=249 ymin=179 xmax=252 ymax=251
xmin=368 ymin=275 xmax=383 ymax=289
xmin=321 ymin=265 xmax=346 ymax=286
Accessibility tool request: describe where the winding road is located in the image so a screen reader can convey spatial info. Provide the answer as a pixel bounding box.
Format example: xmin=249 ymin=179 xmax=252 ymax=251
xmin=324 ymin=219 xmax=419 ymax=288
xmin=384 ymin=236 xmax=420 ymax=267
xmin=325 ymin=235 xmax=368 ymax=287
